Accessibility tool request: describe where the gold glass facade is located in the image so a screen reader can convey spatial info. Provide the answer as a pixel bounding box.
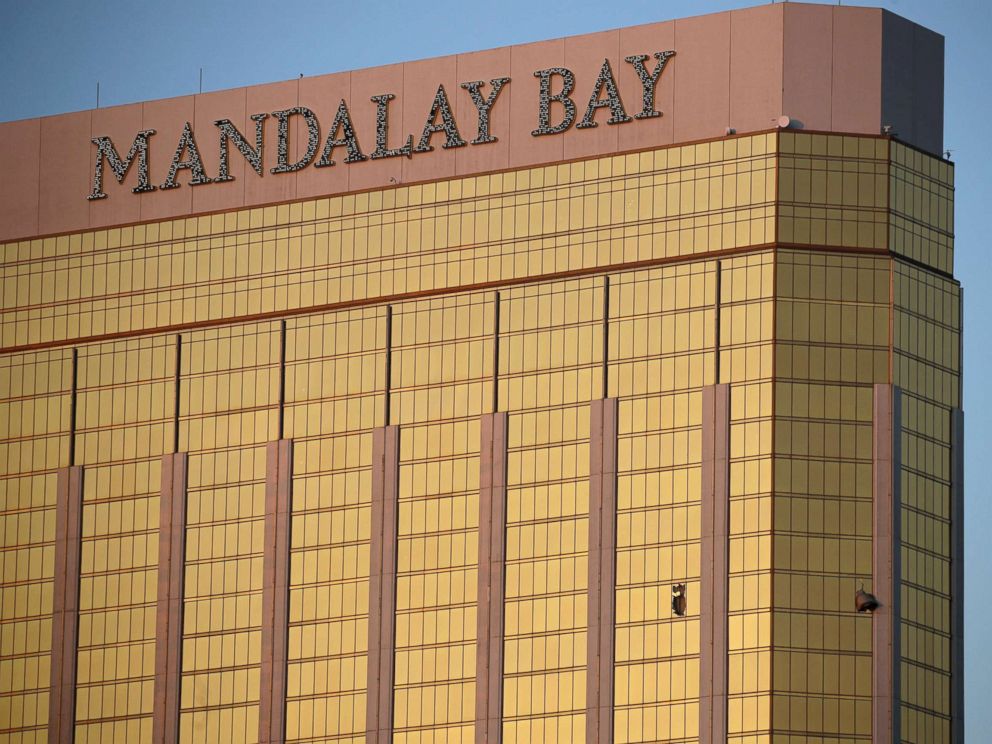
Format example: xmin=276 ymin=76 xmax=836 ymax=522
xmin=0 ymin=129 xmax=959 ymax=744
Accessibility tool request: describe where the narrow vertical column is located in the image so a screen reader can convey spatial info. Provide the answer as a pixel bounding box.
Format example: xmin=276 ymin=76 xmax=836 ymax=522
xmin=601 ymin=277 xmax=611 ymax=400
xmin=476 ymin=411 xmax=508 ymax=744
xmin=492 ymin=292 xmax=501 ymax=415
xmin=951 ymin=407 xmax=964 ymax=744
xmin=698 ymin=383 xmax=730 ymax=744
xmin=872 ymin=384 xmax=902 ymax=744
xmin=172 ymin=334 xmax=182 ymax=454
xmin=48 ymin=465 xmax=83 ymax=744
xmin=153 ymin=453 xmax=188 ymax=744
xmin=367 ymin=426 xmax=400 ymax=744
xmin=713 ymin=261 xmax=723 ymax=384
xmin=259 ymin=440 xmax=294 ymax=744
xmin=587 ymin=397 xmax=618 ymax=744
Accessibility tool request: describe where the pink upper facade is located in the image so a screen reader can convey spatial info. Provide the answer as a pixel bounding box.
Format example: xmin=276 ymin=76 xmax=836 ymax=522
xmin=0 ymin=2 xmax=943 ymax=244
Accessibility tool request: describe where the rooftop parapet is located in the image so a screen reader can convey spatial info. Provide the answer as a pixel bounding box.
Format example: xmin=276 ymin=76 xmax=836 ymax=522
xmin=0 ymin=2 xmax=943 ymax=244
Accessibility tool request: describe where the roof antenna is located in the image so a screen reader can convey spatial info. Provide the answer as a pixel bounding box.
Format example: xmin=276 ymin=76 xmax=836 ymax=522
xmin=199 ymin=68 xmax=203 ymax=94
xmin=96 ymin=82 xmax=100 ymax=109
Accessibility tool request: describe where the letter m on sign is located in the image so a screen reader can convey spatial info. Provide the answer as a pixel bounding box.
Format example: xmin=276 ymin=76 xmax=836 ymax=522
xmin=88 ymin=129 xmax=157 ymax=200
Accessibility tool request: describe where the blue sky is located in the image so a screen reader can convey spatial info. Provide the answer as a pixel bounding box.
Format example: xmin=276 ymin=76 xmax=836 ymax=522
xmin=1 ymin=0 xmax=989 ymax=735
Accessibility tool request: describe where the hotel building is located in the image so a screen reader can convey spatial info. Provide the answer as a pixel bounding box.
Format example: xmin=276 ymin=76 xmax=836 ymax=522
xmin=0 ymin=3 xmax=963 ymax=743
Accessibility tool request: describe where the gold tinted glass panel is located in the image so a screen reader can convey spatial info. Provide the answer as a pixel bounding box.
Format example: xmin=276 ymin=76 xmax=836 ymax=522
xmin=0 ymin=351 xmax=69 ymax=743
xmin=283 ymin=309 xmax=383 ymax=744
xmin=178 ymin=324 xmax=279 ymax=743
xmin=0 ymin=131 xmax=959 ymax=744
xmin=74 ymin=337 xmax=174 ymax=743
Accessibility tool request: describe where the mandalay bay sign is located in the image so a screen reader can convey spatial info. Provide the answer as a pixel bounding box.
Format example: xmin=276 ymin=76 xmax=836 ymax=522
xmin=87 ymin=52 xmax=675 ymax=200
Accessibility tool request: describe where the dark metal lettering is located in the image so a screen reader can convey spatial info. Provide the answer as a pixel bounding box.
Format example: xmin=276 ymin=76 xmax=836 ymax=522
xmin=532 ymin=67 xmax=576 ymax=136
xmin=577 ymin=58 xmax=631 ymax=129
xmin=624 ymin=51 xmax=676 ymax=119
xmin=460 ymin=77 xmax=510 ymax=144
xmin=88 ymin=130 xmax=156 ymax=200
xmin=85 ymin=51 xmax=679 ymax=200
xmin=414 ymin=84 xmax=466 ymax=153
xmin=270 ymin=107 xmax=320 ymax=173
xmin=370 ymin=93 xmax=413 ymax=159
xmin=316 ymin=99 xmax=367 ymax=167
xmin=214 ymin=113 xmax=268 ymax=181
xmin=160 ymin=122 xmax=212 ymax=190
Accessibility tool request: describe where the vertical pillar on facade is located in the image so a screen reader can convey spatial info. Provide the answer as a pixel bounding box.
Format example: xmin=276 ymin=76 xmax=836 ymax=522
xmin=153 ymin=453 xmax=189 ymax=744
xmin=476 ymin=412 xmax=508 ymax=744
xmin=872 ymin=384 xmax=902 ymax=743
xmin=699 ymin=383 xmax=730 ymax=744
xmin=587 ymin=397 xmax=618 ymax=744
xmin=367 ymin=426 xmax=400 ymax=744
xmin=258 ymin=440 xmax=294 ymax=744
xmin=951 ymin=406 xmax=965 ymax=744
xmin=48 ymin=465 xmax=83 ymax=744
